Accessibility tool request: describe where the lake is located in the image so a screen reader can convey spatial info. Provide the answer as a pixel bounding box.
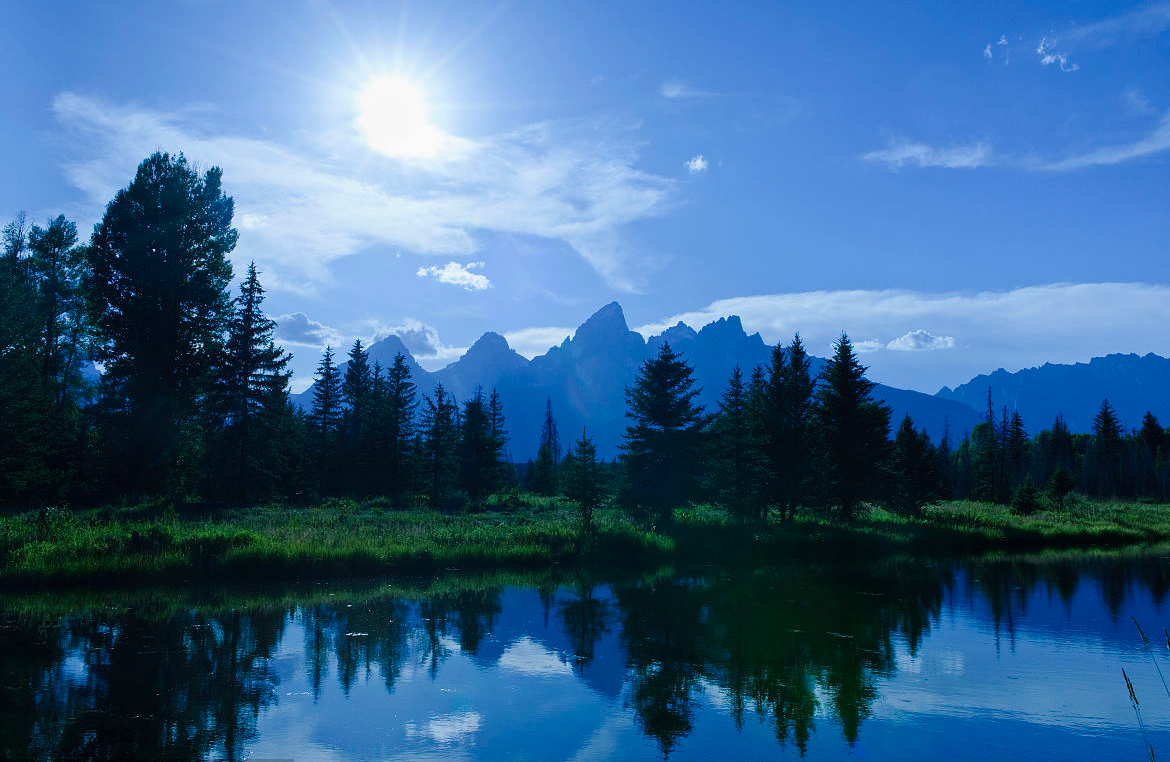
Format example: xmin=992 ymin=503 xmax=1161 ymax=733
xmin=5 ymin=551 xmax=1170 ymax=760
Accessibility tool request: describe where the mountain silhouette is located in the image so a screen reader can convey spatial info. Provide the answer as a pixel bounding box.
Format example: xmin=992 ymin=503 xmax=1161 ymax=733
xmin=292 ymin=303 xmax=988 ymax=459
xmin=936 ymin=353 xmax=1170 ymax=434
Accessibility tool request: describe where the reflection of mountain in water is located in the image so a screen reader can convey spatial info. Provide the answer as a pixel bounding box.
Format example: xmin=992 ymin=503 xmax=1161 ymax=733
xmin=4 ymin=554 xmax=1170 ymax=760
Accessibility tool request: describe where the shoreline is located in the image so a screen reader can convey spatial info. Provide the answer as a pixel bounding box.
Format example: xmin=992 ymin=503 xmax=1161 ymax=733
xmin=3 ymin=497 xmax=1169 ymax=588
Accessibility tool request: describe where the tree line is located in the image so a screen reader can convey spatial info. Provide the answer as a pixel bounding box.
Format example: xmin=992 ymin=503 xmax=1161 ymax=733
xmin=3 ymin=151 xmax=1168 ymax=521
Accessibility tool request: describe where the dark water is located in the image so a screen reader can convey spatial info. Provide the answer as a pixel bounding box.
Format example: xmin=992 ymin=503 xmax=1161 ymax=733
xmin=5 ymin=553 xmax=1170 ymax=761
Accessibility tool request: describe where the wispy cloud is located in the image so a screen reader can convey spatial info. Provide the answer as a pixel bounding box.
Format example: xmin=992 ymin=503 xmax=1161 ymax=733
xmin=416 ymin=261 xmax=491 ymax=290
xmin=983 ymin=44 xmax=993 ymax=59
xmin=1036 ymin=36 xmax=1079 ymax=72
xmin=684 ymin=154 xmax=708 ymax=173
xmin=636 ymin=283 xmax=1170 ymax=392
xmin=1123 ymin=86 xmax=1154 ymax=114
xmin=861 ymin=138 xmax=993 ymax=169
xmin=1042 ymin=109 xmax=1170 ymax=170
xmin=1055 ymin=3 xmax=1170 ymax=48
xmin=866 ymin=107 xmax=1170 ymax=172
xmin=51 ymin=92 xmax=675 ymax=293
xmin=660 ymin=80 xmax=714 ymax=100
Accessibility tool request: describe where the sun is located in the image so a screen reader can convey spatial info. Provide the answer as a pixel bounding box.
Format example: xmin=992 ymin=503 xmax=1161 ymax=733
xmin=356 ymin=76 xmax=444 ymax=159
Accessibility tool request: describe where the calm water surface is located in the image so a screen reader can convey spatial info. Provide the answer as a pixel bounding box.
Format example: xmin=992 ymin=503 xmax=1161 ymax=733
xmin=5 ymin=553 xmax=1170 ymax=760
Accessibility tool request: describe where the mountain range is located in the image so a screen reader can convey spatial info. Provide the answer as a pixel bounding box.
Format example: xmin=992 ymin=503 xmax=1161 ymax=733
xmin=937 ymin=353 xmax=1170 ymax=434
xmin=292 ymin=302 xmax=986 ymax=459
xmin=291 ymin=303 xmax=1168 ymax=460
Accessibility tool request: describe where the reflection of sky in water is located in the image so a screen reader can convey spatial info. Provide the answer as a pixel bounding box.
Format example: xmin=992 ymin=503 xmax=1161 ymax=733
xmin=229 ymin=576 xmax=1170 ymax=761
xmin=23 ymin=563 xmax=1170 ymax=761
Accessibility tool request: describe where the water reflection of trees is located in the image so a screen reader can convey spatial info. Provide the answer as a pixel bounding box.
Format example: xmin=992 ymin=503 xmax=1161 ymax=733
xmin=612 ymin=563 xmax=949 ymax=756
xmin=1 ymin=605 xmax=285 ymax=761
xmin=6 ymin=552 xmax=1170 ymax=760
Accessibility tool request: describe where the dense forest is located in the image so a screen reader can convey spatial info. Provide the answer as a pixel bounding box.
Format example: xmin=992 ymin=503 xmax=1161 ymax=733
xmin=3 ymin=152 xmax=1169 ymax=521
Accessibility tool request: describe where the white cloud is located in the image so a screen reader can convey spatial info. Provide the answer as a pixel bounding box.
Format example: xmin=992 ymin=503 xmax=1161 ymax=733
xmin=51 ymin=92 xmax=676 ymax=294
xmin=504 ymin=326 xmax=575 ymax=358
xmin=498 ymin=636 xmax=572 ymax=676
xmin=635 ymin=283 xmax=1170 ymax=393
xmin=886 ymin=329 xmax=957 ymax=352
xmin=273 ymin=312 xmax=343 ymax=349
xmin=1042 ymin=109 xmax=1170 ymax=170
xmin=983 ymin=44 xmax=993 ymax=59
xmin=416 ymin=261 xmax=491 ymax=291
xmin=684 ymin=154 xmax=708 ymax=173
xmin=998 ymin=35 xmax=1008 ymax=46
xmin=367 ymin=319 xmax=466 ymax=369
xmin=861 ymin=138 xmax=993 ymax=169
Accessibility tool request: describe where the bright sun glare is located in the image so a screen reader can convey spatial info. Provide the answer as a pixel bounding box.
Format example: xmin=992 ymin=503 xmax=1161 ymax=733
xmin=356 ymin=75 xmax=443 ymax=159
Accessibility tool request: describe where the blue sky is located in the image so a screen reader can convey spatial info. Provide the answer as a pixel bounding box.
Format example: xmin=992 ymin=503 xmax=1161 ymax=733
xmin=4 ymin=0 xmax=1169 ymax=393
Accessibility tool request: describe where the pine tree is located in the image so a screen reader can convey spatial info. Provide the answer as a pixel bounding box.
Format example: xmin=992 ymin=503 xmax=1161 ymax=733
xmin=1011 ymin=473 xmax=1042 ymax=515
xmin=86 ymin=152 xmax=237 ymax=494
xmin=27 ymin=214 xmax=89 ymax=407
xmin=219 ymin=262 xmax=292 ymax=501
xmin=891 ymin=415 xmax=940 ymax=516
xmin=382 ymin=353 xmax=417 ymax=506
xmin=1091 ymin=399 xmax=1123 ymax=496
xmin=764 ymin=334 xmax=818 ymax=522
xmin=562 ymin=428 xmax=603 ymax=533
xmin=0 ymin=215 xmax=76 ymax=504
xmin=533 ymin=397 xmax=562 ymax=496
xmin=341 ymin=339 xmax=372 ymax=493
xmin=459 ymin=387 xmax=495 ymax=504
xmin=310 ymin=346 xmax=343 ymax=494
xmin=620 ymin=342 xmax=707 ymax=526
xmin=1006 ymin=410 xmax=1028 ymax=491
xmin=422 ymin=383 xmax=460 ymax=510
xmin=707 ymin=365 xmax=766 ymax=520
xmin=814 ymin=333 xmax=891 ymax=521
xmin=1047 ymin=465 xmax=1075 ymax=511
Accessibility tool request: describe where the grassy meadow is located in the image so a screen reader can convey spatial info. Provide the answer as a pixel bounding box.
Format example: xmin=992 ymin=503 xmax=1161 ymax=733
xmin=3 ymin=494 xmax=1170 ymax=586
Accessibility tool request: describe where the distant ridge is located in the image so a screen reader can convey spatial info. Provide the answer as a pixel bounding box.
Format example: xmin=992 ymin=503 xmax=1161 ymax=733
xmin=937 ymin=353 xmax=1170 ymax=434
xmin=291 ymin=303 xmax=984 ymax=459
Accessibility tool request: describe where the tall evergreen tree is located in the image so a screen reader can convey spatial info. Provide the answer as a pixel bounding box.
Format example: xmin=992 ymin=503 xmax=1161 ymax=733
xmin=562 ymin=428 xmax=603 ymax=533
xmin=1090 ymin=399 xmax=1123 ymax=496
xmin=533 ymin=397 xmax=562 ymax=496
xmin=890 ymin=415 xmax=940 ymax=516
xmin=382 ymin=353 xmax=417 ymax=506
xmin=27 ymin=214 xmax=89 ymax=407
xmin=707 ymin=366 xmax=766 ymax=520
xmin=341 ymin=339 xmax=373 ymax=493
xmin=0 ymin=215 xmax=75 ymax=504
xmin=217 ymin=262 xmax=292 ymax=501
xmin=310 ymin=346 xmax=343 ymax=494
xmin=421 ymin=383 xmax=460 ymax=510
xmin=814 ymin=333 xmax=891 ymax=521
xmin=86 ymin=152 xmax=237 ymax=493
xmin=764 ymin=334 xmax=818 ymax=522
xmin=620 ymin=342 xmax=707 ymax=526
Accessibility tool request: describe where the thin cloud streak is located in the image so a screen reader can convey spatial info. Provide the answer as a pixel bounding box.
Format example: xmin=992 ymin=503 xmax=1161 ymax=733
xmin=862 ymin=138 xmax=994 ymax=169
xmin=51 ymin=92 xmax=675 ymax=294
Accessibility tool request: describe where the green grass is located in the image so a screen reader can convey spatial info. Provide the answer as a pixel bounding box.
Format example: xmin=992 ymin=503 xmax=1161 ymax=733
xmin=2 ymin=494 xmax=1168 ymax=586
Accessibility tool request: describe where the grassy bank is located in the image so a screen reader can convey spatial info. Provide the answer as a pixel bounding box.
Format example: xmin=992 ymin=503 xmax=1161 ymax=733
xmin=2 ymin=495 xmax=1169 ymax=586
